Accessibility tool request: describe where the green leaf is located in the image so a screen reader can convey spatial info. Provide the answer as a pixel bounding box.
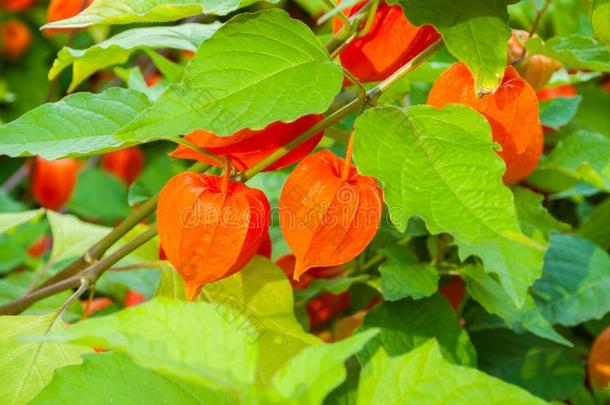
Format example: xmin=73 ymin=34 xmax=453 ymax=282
xmin=460 ymin=265 xmax=569 ymax=345
xmin=116 ymin=9 xmax=342 ymax=140
xmin=526 ymin=35 xmax=610 ymax=72
xmin=513 ymin=187 xmax=570 ymax=243
xmin=539 ymin=96 xmax=583 ymax=130
xmin=37 ymin=298 xmax=258 ymax=395
xmin=0 ymin=209 xmax=44 ymax=235
xmin=0 ymin=88 xmax=151 ymax=160
xmin=572 ymin=82 xmax=610 ymax=137
xmin=388 ymin=0 xmax=511 ymax=92
xmin=51 ymin=23 xmax=221 ymax=92
xmin=356 ymin=295 xmax=477 ymax=367
xmin=538 ymin=130 xmax=610 ymax=191
xmin=469 ymin=329 xmax=584 ymax=400
xmin=532 ymin=234 xmax=610 ymax=326
xmin=578 ymin=197 xmax=610 ymax=250
xmin=375 ymin=245 xmax=439 ymax=301
xmin=353 ymin=105 xmax=545 ymax=306
xmin=31 ymin=352 xmax=230 ymax=404
xmin=203 ymin=256 xmax=320 ymax=386
xmin=42 ymin=0 xmax=241 ymax=30
xmin=357 ymin=340 xmax=547 ymax=404
xmin=592 ymin=0 xmax=610 ymax=45
xmin=269 ymin=330 xmax=378 ymax=405
xmin=0 ymin=314 xmax=90 ymax=405
xmin=67 ymin=168 xmax=131 ymax=225
xmin=47 ymin=211 xmax=109 ymax=265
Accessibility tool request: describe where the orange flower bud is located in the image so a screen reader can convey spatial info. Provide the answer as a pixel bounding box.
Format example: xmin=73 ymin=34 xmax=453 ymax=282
xmin=589 ymin=326 xmax=610 ymax=388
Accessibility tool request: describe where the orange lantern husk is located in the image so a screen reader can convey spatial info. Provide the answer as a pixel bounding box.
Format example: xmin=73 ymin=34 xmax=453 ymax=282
xmin=279 ymin=150 xmax=382 ymax=281
xmin=101 ymin=147 xmax=145 ymax=185
xmin=589 ymin=326 xmax=610 ymax=388
xmin=0 ymin=19 xmax=31 ymax=61
xmin=157 ymin=171 xmax=270 ymax=301
xmin=171 ymin=115 xmax=324 ymax=172
xmin=31 ymin=157 xmax=81 ymax=210
xmin=427 ymin=62 xmax=543 ymax=185
xmin=333 ymin=0 xmax=440 ymax=83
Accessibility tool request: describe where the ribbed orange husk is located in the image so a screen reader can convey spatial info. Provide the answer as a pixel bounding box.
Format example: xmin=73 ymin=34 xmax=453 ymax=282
xmin=427 ymin=62 xmax=543 ymax=185
xmin=171 ymin=115 xmax=324 ymax=172
xmin=0 ymin=19 xmax=31 ymax=60
xmin=333 ymin=0 xmax=440 ymax=83
xmin=1 ymin=0 xmax=36 ymax=11
xmin=101 ymin=146 xmax=145 ymax=185
xmin=279 ymin=150 xmax=382 ymax=280
xmin=31 ymin=157 xmax=81 ymax=210
xmin=589 ymin=326 xmax=610 ymax=388
xmin=157 ymin=172 xmax=270 ymax=301
xmin=45 ymin=0 xmax=93 ymax=35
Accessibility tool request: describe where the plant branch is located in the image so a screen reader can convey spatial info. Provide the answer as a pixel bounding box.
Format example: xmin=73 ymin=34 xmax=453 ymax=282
xmin=528 ymin=0 xmax=552 ymax=38
xmin=0 ymin=225 xmax=158 ymax=315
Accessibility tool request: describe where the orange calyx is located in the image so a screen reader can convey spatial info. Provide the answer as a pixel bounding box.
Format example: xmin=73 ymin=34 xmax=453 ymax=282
xmin=170 ymin=115 xmax=324 ymax=172
xmin=279 ymin=150 xmax=382 ymax=281
xmin=157 ymin=172 xmax=270 ymax=301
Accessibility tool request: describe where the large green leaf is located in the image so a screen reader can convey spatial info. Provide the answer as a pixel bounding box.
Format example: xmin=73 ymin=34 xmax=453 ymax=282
xmin=31 ymin=352 xmax=230 ymax=404
xmin=470 ymin=329 xmax=583 ymax=400
xmin=156 ymin=257 xmax=320 ymax=387
xmin=513 ymin=187 xmax=570 ymax=243
xmin=0 ymin=314 xmax=90 ymax=405
xmin=203 ymin=256 xmax=320 ymax=386
xmin=353 ymin=105 xmax=545 ymax=306
xmin=46 ymin=211 xmax=110 ymax=265
xmin=356 ymin=295 xmax=477 ymax=367
xmin=357 ymin=340 xmax=547 ymax=404
xmin=538 ymin=130 xmax=610 ymax=191
xmin=592 ymin=0 xmax=610 ymax=45
xmin=37 ymin=298 xmax=258 ymax=396
xmin=375 ymin=245 xmax=438 ymax=301
xmin=67 ymin=168 xmax=131 ymax=225
xmin=460 ymin=265 xmax=569 ymax=345
xmin=388 ymin=0 xmax=511 ymax=93
xmin=52 ymin=23 xmax=221 ymax=92
xmin=538 ymin=95 xmax=583 ymax=130
xmin=526 ymin=35 xmax=610 ymax=72
xmin=116 ymin=9 xmax=342 ymax=140
xmin=0 ymin=88 xmax=151 ymax=160
xmin=268 ymin=330 xmax=378 ymax=405
xmin=42 ymin=0 xmax=241 ymax=30
xmin=532 ymin=234 xmax=610 ymax=326
xmin=0 ymin=209 xmax=44 ymax=235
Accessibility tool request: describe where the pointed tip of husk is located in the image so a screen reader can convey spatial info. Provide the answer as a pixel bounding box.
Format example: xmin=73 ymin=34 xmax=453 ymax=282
xmin=292 ymin=260 xmax=311 ymax=282
xmin=184 ymin=282 xmax=203 ymax=302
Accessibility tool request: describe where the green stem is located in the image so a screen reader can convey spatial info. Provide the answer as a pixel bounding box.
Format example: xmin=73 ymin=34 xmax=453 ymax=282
xmin=0 ymin=226 xmax=158 ymax=315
